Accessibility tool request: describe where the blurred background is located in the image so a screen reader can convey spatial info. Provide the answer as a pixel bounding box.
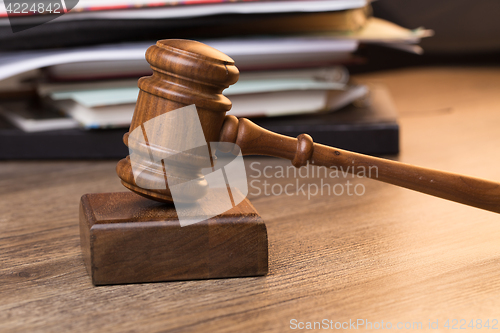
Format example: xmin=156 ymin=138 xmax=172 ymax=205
xmin=357 ymin=0 xmax=500 ymax=72
xmin=0 ymin=0 xmax=498 ymax=159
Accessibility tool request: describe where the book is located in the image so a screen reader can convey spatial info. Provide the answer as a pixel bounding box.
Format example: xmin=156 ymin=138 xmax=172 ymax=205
xmin=0 ymin=1 xmax=368 ymax=50
xmin=0 ymin=38 xmax=358 ymax=81
xmin=0 ymin=101 xmax=78 ymax=132
xmin=252 ymin=84 xmax=399 ymax=155
xmin=37 ymin=66 xmax=350 ymax=95
xmin=48 ymin=100 xmax=135 ymax=129
xmin=165 ymin=7 xmax=371 ymax=38
xmin=45 ymin=84 xmax=368 ymax=127
xmin=0 ymin=69 xmax=39 ymax=96
xmin=45 ymin=83 xmax=366 ymax=127
xmin=0 ymin=16 xmax=432 ymax=80
xmin=0 ymin=0 xmax=367 ymax=19
xmin=323 ymin=17 xmax=434 ymax=54
xmin=44 ymin=61 xmax=152 ymax=82
xmin=41 ymin=67 xmax=361 ymax=127
xmin=0 ymin=85 xmax=398 ymax=159
xmin=228 ymin=84 xmax=368 ymax=118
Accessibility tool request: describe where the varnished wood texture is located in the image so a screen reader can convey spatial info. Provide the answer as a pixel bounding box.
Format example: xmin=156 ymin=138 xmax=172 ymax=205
xmin=1 ymin=67 xmax=500 ymax=332
xmin=223 ymin=115 xmax=500 ymax=213
xmin=117 ymin=39 xmax=239 ymax=203
xmin=80 ymin=192 xmax=267 ymax=285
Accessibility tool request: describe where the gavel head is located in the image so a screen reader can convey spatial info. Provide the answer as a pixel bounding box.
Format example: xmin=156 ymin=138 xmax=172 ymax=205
xmin=116 ymin=39 xmax=239 ymax=203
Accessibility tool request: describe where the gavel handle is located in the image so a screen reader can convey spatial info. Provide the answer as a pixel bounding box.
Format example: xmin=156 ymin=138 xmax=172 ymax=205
xmin=220 ymin=116 xmax=500 ymax=214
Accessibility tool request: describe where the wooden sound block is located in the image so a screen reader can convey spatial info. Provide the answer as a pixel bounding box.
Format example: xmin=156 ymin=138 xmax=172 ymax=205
xmin=79 ymin=192 xmax=268 ymax=285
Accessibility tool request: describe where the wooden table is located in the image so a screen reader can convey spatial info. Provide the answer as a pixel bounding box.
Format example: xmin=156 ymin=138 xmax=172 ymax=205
xmin=1 ymin=67 xmax=500 ymax=332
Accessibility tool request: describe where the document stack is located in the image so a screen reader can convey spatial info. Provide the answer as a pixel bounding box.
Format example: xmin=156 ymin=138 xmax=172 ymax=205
xmin=0 ymin=0 xmax=432 ymax=158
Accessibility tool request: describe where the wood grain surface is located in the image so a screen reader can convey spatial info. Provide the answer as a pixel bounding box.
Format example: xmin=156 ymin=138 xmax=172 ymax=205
xmin=1 ymin=67 xmax=500 ymax=332
xmin=80 ymin=192 xmax=267 ymax=285
xmin=221 ymin=115 xmax=500 ymax=214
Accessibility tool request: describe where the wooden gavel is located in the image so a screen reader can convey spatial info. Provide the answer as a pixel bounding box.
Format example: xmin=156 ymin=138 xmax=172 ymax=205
xmin=116 ymin=39 xmax=500 ymax=213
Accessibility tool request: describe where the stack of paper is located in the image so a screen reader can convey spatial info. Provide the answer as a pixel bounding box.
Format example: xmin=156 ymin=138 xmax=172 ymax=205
xmin=37 ymin=67 xmax=369 ymax=128
xmin=0 ymin=0 xmax=431 ymax=132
